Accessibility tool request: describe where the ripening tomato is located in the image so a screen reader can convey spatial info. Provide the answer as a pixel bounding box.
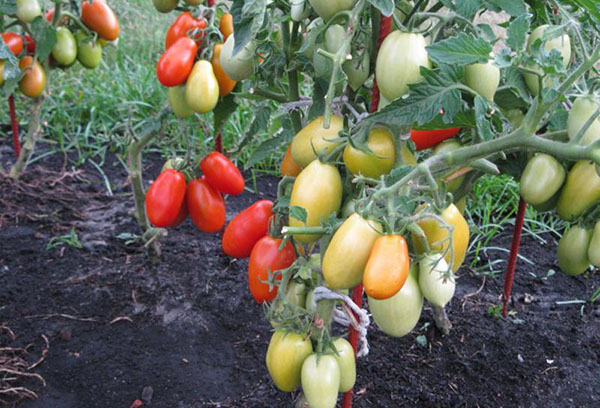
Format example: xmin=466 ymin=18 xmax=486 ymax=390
xmin=157 ymin=37 xmax=197 ymax=87
xmin=322 ymin=213 xmax=382 ymax=290
xmin=222 ymin=200 xmax=273 ymax=258
xmin=248 ymin=236 xmax=296 ymax=303
xmin=165 ymin=12 xmax=206 ymax=50
xmin=0 ymin=62 xmax=4 ymax=86
xmin=153 ymin=0 xmax=178 ymax=13
xmin=418 ymin=254 xmax=455 ymax=308
xmin=200 ymin=151 xmax=245 ymax=195
xmin=184 ymin=0 xmax=202 ymax=4
xmin=331 ymin=338 xmax=355 ymax=393
xmin=24 ymin=34 xmax=35 ymax=54
xmin=281 ymin=144 xmax=302 ymax=177
xmin=168 ymin=85 xmax=194 ymax=118
xmin=343 ymin=128 xmax=395 ymax=179
xmin=520 ymin=154 xmax=565 ymax=206
xmin=464 ymin=57 xmax=500 ymax=102
xmin=308 ymin=0 xmax=356 ymax=21
xmin=557 ymin=226 xmax=592 ymax=276
xmin=1 ymin=32 xmax=23 ymax=56
xmin=81 ymin=0 xmax=120 ymax=41
xmin=557 ymin=160 xmax=600 ymax=221
xmin=301 ymin=354 xmax=340 ymax=408
xmin=266 ymin=331 xmax=312 ymax=392
xmin=211 ymin=43 xmax=237 ymax=96
xmin=186 ymin=177 xmax=226 ymax=233
xmin=363 ymin=235 xmax=410 ymax=300
xmin=220 ymin=35 xmax=256 ymax=81
xmin=52 ymin=27 xmax=77 ymax=66
xmin=588 ymin=221 xmax=600 ymax=267
xmin=18 ymin=56 xmax=45 ymax=98
xmin=343 ymin=51 xmax=370 ymax=92
xmin=567 ymin=96 xmax=600 ymax=146
xmin=185 ymin=60 xmax=220 ymax=113
xmin=376 ymin=31 xmax=431 ymax=101
xmin=410 ymin=127 xmax=461 ymax=151
xmin=220 ymin=13 xmax=233 ymax=40
xmin=291 ymin=115 xmax=343 ymax=168
xmin=145 ymin=169 xmax=187 ymax=227
xmin=75 ymin=31 xmax=103 ymax=69
xmin=289 ymin=160 xmax=343 ymax=243
xmin=16 ymin=0 xmax=41 ymax=23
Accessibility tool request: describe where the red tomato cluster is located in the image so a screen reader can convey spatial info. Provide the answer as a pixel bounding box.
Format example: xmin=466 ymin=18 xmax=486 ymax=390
xmin=410 ymin=127 xmax=461 ymax=151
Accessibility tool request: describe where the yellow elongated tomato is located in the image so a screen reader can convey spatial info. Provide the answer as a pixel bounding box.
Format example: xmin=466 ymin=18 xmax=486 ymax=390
xmin=368 ymin=273 xmax=423 ymax=337
xmin=185 ymin=60 xmax=219 ymax=114
xmin=19 ymin=57 xmax=46 ymax=98
xmin=376 ymin=31 xmax=431 ymax=101
xmin=412 ymin=203 xmax=470 ymax=273
xmin=331 ymin=338 xmax=355 ymax=393
xmin=308 ymin=0 xmax=356 ymax=21
xmin=567 ymin=96 xmax=600 ymax=146
xmin=220 ymin=34 xmax=256 ymax=81
xmin=266 ymin=331 xmax=313 ymax=392
xmin=588 ymin=221 xmax=600 ymax=267
xmin=301 ymin=354 xmax=340 ymax=408
xmin=557 ymin=226 xmax=592 ymax=276
xmin=343 ymin=128 xmax=395 ymax=179
xmin=168 ymin=86 xmax=194 ymax=119
xmin=281 ymin=144 xmax=302 ymax=177
xmin=289 ymin=160 xmax=343 ymax=243
xmin=363 ymin=235 xmax=410 ymax=300
xmin=523 ymin=25 xmax=571 ymax=96
xmin=557 ymin=160 xmax=600 ymax=221
xmin=418 ymin=254 xmax=455 ymax=307
xmin=322 ymin=213 xmax=382 ymax=290
xmin=464 ymin=58 xmax=500 ymax=102
xmin=291 ymin=115 xmax=343 ymax=168
xmin=519 ymin=154 xmax=565 ymax=206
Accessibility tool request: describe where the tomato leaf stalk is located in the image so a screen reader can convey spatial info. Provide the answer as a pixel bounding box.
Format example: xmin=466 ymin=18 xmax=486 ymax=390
xmin=9 ymin=96 xmax=44 ymax=178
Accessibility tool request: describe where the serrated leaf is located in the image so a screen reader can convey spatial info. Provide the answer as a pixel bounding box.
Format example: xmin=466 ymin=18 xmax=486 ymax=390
xmin=506 ymin=14 xmax=530 ymax=51
xmin=308 ymin=78 xmax=328 ymax=121
xmin=426 ymin=33 xmax=491 ymax=66
xmin=213 ymin=92 xmax=238 ymax=133
xmin=367 ymin=0 xmax=394 ymax=17
xmin=245 ymin=131 xmax=291 ymax=169
xmin=486 ymin=0 xmax=526 ymax=16
xmin=456 ymin=0 xmax=482 ymax=19
xmin=475 ymin=96 xmax=494 ymax=141
xmin=30 ymin=17 xmax=56 ymax=60
xmin=547 ymin=107 xmax=568 ymax=132
xmin=477 ymin=24 xmax=496 ymax=42
xmin=230 ymin=0 xmax=265 ymax=56
xmin=289 ymin=206 xmax=307 ymax=223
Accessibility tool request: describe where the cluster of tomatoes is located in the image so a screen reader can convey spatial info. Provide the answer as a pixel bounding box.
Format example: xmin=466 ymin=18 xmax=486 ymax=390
xmin=0 ymin=0 xmax=119 ymax=99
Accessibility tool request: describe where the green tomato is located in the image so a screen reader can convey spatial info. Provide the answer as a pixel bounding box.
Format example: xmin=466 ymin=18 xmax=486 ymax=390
xmin=433 ymin=139 xmax=465 ymax=193
xmin=185 ymin=60 xmax=219 ymax=114
xmin=418 ymin=254 xmax=455 ymax=308
xmin=331 ymin=338 xmax=355 ymax=393
xmin=16 ymin=0 xmax=41 ymax=23
xmin=308 ymin=0 xmax=356 ymax=21
xmin=220 ymin=34 xmax=256 ymax=81
xmin=503 ymin=109 xmax=525 ymax=129
xmin=343 ymin=50 xmax=370 ymax=92
xmin=168 ymin=86 xmax=195 ymax=119
xmin=567 ymin=96 xmax=600 ymax=146
xmin=368 ymin=273 xmax=423 ymax=337
xmin=588 ymin=221 xmax=600 ymax=267
xmin=531 ymin=189 xmax=561 ymax=213
xmin=286 ymin=280 xmax=307 ymax=308
xmin=52 ymin=27 xmax=77 ymax=67
xmin=152 ymin=0 xmax=178 ymax=12
xmin=325 ymin=24 xmax=345 ymax=53
xmin=75 ymin=31 xmax=102 ymax=69
xmin=162 ymin=157 xmax=186 ymax=172
xmin=376 ymin=31 xmax=431 ymax=101
xmin=291 ymin=0 xmax=312 ymax=21
xmin=557 ymin=226 xmax=592 ymax=276
xmin=464 ymin=58 xmax=500 ymax=102
xmin=557 ymin=160 xmax=600 ymax=221
xmin=289 ymin=160 xmax=343 ymax=243
xmin=301 ymin=354 xmax=340 ymax=408
xmin=523 ymin=25 xmax=571 ymax=96
xmin=520 ymin=154 xmax=566 ymax=206
xmin=343 ymin=128 xmax=395 ymax=179
xmin=266 ymin=331 xmax=313 ymax=392
xmin=291 ymin=115 xmax=343 ymax=168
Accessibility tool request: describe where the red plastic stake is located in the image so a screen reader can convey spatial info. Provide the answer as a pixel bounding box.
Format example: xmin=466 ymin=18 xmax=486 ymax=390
xmin=341 ymin=13 xmax=392 ymax=408
xmin=502 ymin=198 xmax=527 ymax=317
xmin=8 ymin=94 xmax=20 ymax=157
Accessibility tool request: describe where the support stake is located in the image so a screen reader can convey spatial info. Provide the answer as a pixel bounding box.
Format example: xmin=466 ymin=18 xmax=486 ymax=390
xmin=8 ymin=95 xmax=20 ymax=157
xmin=502 ymin=198 xmax=527 ymax=317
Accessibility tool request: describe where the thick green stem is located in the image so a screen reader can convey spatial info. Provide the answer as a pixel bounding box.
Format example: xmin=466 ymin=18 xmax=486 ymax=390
xmin=252 ymin=87 xmax=287 ymax=102
xmin=282 ymin=226 xmax=328 ymax=236
xmin=61 ymin=11 xmax=93 ymax=37
xmin=285 ymin=21 xmax=303 ymax=134
xmin=10 ymin=97 xmax=44 ymax=178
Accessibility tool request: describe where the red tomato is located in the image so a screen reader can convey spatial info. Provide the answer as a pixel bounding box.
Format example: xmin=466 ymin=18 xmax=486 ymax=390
xmin=200 ymin=152 xmax=245 ymax=195
xmin=2 ymin=32 xmax=23 ymax=56
xmin=248 ymin=236 xmax=296 ymax=303
xmin=145 ymin=169 xmax=187 ymax=228
xmin=410 ymin=128 xmax=461 ymax=151
xmin=24 ymin=34 xmax=35 ymax=54
xmin=186 ymin=177 xmax=226 ymax=233
xmin=45 ymin=7 xmax=54 ymax=22
xmin=222 ymin=200 xmax=274 ymax=258
xmin=156 ymin=37 xmax=197 ymax=87
xmin=169 ymin=195 xmax=189 ymax=227
xmin=81 ymin=0 xmax=120 ymax=41
xmin=165 ymin=12 xmax=207 ymax=50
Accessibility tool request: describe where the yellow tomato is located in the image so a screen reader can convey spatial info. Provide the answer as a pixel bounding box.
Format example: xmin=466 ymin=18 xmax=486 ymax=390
xmin=291 ymin=115 xmax=343 ymax=168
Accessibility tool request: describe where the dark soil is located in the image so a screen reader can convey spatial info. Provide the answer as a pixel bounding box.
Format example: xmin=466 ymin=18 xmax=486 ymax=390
xmin=0 ymin=143 xmax=599 ymax=408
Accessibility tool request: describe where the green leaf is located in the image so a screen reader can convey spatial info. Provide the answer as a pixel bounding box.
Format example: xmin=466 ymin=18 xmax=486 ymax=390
xmin=289 ymin=206 xmax=307 ymax=223
xmin=485 ymin=0 xmax=527 ymax=17
xmin=474 ymin=96 xmax=494 ymax=141
xmin=0 ymin=0 xmax=16 ymax=14
xmin=456 ymin=0 xmax=483 ymax=19
xmin=506 ymin=14 xmax=530 ymax=51
xmin=308 ymin=78 xmax=328 ymax=121
xmin=412 ymin=111 xmax=476 ymax=130
xmin=426 ymin=33 xmax=491 ymax=66
xmin=213 ymin=92 xmax=238 ymax=133
xmin=367 ymin=0 xmax=394 ymax=17
xmin=563 ymin=0 xmax=600 ymax=23
xmin=30 ymin=17 xmax=57 ymax=60
xmin=547 ymin=106 xmax=568 ymax=132
xmin=230 ymin=0 xmax=265 ymax=56
xmin=245 ymin=130 xmax=291 ymax=169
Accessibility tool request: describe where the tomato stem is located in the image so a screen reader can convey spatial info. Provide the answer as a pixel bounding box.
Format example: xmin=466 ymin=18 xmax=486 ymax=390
xmin=10 ymin=96 xmax=44 ymax=178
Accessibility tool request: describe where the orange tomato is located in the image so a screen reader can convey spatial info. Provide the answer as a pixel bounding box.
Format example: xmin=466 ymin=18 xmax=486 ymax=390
xmin=281 ymin=144 xmax=302 ymax=177
xmin=363 ymin=235 xmax=410 ymax=300
xmin=81 ymin=0 xmax=120 ymax=41
xmin=19 ymin=56 xmax=46 ymax=98
xmin=211 ymin=43 xmax=236 ymax=96
xmin=220 ymin=13 xmax=233 ymax=41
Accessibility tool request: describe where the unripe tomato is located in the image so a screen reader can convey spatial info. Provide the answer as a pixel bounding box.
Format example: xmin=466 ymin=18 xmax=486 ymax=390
xmin=219 ymin=13 xmax=233 ymax=41
xmin=75 ymin=31 xmax=102 ymax=69
xmin=588 ymin=221 xmax=600 ymax=267
xmin=363 ymin=235 xmax=410 ymax=300
xmin=52 ymin=27 xmax=77 ymax=66
xmin=248 ymin=236 xmax=296 ymax=303
xmin=291 ymin=115 xmax=343 ymax=168
xmin=567 ymin=96 xmax=600 ymax=146
xmin=557 ymin=160 xmax=600 ymax=221
xmin=153 ymin=0 xmax=178 ymax=13
xmin=289 ymin=160 xmax=343 ymax=243
xmin=16 ymin=0 xmax=41 ymax=23
xmin=343 ymin=128 xmax=395 ymax=179
xmin=418 ymin=254 xmax=455 ymax=308
xmin=200 ymin=151 xmax=245 ymax=195
xmin=524 ymin=25 xmax=571 ymax=96
xmin=519 ymin=154 xmax=565 ymax=206
xmin=464 ymin=58 xmax=500 ymax=102
xmin=557 ymin=226 xmax=592 ymax=276
xmin=165 ymin=12 xmax=206 ymax=50
xmin=1 ymin=32 xmax=24 ymax=56
xmin=281 ymin=144 xmax=302 ymax=177
xmin=157 ymin=37 xmax=197 ymax=87
xmin=185 ymin=60 xmax=219 ymax=113
xmin=81 ymin=0 xmax=120 ymax=41
xmin=285 ymin=281 xmax=307 ymax=308
xmin=322 ymin=213 xmax=382 ymax=290
xmin=266 ymin=331 xmax=313 ymax=392
xmin=168 ymin=86 xmax=195 ymax=118
xmin=376 ymin=31 xmax=431 ymax=101
xmin=18 ymin=56 xmax=45 ymax=98
xmin=184 ymin=0 xmax=203 ymax=4
xmin=301 ymin=354 xmax=340 ymax=408
xmin=368 ymin=273 xmax=423 ymax=337
xmin=222 ymin=200 xmax=273 ymax=258
xmin=211 ymin=43 xmax=236 ymax=96
xmin=331 ymin=338 xmax=355 ymax=393
xmin=343 ymin=51 xmax=370 ymax=91
xmin=504 ymin=108 xmax=525 ymax=129
xmin=291 ymin=0 xmax=312 ymax=22
xmin=412 ymin=203 xmax=470 ymax=273
xmin=433 ymin=139 xmax=465 ymax=193
xmin=145 ymin=169 xmax=187 ymax=228
xmin=308 ymin=0 xmax=356 ymax=21
xmin=220 ymin=35 xmax=256 ymax=81
xmin=186 ymin=177 xmax=226 ymax=233
xmin=325 ymin=24 xmax=345 ymax=53
xmin=410 ymin=127 xmax=461 ymax=151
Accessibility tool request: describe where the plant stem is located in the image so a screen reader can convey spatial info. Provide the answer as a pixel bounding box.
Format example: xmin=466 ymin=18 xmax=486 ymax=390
xmin=282 ymin=226 xmax=328 ymax=236
xmin=432 ymin=306 xmax=452 ymax=335
xmin=252 ymin=87 xmax=288 ymax=102
xmin=285 ymin=21 xmax=303 ymax=134
xmin=10 ymin=97 xmax=44 ymax=178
